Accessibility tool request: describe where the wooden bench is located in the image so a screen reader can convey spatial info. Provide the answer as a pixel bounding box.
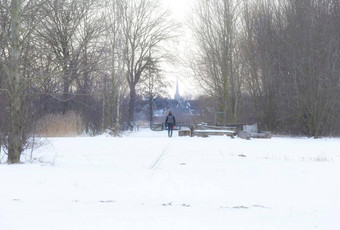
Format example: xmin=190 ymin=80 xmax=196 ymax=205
xmin=192 ymin=129 xmax=235 ymax=138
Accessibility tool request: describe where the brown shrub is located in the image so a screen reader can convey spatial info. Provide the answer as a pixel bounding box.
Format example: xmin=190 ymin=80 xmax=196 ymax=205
xmin=36 ymin=111 xmax=83 ymax=137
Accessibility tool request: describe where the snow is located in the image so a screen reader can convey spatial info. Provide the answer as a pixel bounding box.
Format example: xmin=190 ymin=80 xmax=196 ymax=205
xmin=1 ymin=129 xmax=340 ymax=230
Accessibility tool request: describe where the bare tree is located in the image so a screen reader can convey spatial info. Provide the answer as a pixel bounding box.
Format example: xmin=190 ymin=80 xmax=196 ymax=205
xmin=102 ymin=0 xmax=127 ymax=135
xmin=280 ymin=0 xmax=340 ymax=136
xmin=190 ymin=0 xmax=244 ymax=125
xmin=0 ymin=0 xmax=46 ymax=163
xmin=241 ymin=0 xmax=340 ymax=136
xmin=37 ymin=0 xmax=103 ymax=113
xmin=240 ymin=0 xmax=282 ymax=130
xmin=139 ymin=53 xmax=169 ymax=126
xmin=121 ymin=0 xmax=178 ymax=124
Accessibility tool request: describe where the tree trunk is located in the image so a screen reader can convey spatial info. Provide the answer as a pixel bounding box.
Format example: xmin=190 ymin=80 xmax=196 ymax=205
xmin=8 ymin=94 xmax=21 ymax=163
xmin=62 ymin=73 xmax=70 ymax=114
xmin=7 ymin=0 xmax=22 ymax=164
xmin=128 ymin=85 xmax=136 ymax=124
xmin=149 ymin=95 xmax=153 ymax=127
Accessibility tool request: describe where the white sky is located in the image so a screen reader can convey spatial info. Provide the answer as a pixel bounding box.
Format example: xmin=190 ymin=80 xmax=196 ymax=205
xmin=160 ymin=0 xmax=196 ymax=20
xmin=159 ymin=0 xmax=200 ymax=99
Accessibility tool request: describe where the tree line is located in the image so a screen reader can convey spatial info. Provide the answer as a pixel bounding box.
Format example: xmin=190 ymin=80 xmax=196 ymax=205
xmin=1 ymin=0 xmax=340 ymax=164
xmin=0 ymin=0 xmax=177 ymax=163
xmin=190 ymin=0 xmax=340 ymax=137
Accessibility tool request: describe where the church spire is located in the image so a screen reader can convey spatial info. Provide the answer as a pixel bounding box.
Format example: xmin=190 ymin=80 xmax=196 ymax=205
xmin=174 ymin=79 xmax=181 ymax=101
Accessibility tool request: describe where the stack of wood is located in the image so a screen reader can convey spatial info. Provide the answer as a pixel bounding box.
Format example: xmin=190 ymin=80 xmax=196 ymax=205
xmin=177 ymin=123 xmax=271 ymax=139
xmin=181 ymin=124 xmax=237 ymax=138
xmin=178 ymin=130 xmax=191 ymax=136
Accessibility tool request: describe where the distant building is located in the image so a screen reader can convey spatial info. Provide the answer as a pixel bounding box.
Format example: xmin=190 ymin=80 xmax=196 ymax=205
xmin=174 ymin=79 xmax=181 ymax=101
xmin=151 ymin=97 xmax=204 ymax=124
xmin=131 ymin=80 xmax=205 ymax=125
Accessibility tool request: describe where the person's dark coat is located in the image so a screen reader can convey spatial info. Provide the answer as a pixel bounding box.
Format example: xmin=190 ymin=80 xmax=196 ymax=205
xmin=165 ymin=112 xmax=176 ymax=137
xmin=165 ymin=113 xmax=176 ymax=126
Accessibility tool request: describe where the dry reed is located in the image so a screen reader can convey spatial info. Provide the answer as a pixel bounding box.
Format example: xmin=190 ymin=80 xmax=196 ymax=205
xmin=36 ymin=111 xmax=83 ymax=137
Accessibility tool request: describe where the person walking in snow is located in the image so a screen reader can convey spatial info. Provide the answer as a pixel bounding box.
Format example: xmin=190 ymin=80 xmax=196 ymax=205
xmin=165 ymin=111 xmax=176 ymax=137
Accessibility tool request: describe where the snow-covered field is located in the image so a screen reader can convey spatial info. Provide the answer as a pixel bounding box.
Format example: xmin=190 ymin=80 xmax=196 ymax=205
xmin=1 ymin=129 xmax=340 ymax=230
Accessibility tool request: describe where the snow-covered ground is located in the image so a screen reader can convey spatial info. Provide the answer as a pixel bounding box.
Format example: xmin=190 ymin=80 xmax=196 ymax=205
xmin=1 ymin=129 xmax=340 ymax=230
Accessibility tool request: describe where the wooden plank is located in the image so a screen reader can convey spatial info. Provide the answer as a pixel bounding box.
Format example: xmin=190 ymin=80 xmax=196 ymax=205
xmin=193 ymin=130 xmax=235 ymax=138
xmin=194 ymin=129 xmax=235 ymax=134
xmin=196 ymin=124 xmax=237 ymax=131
